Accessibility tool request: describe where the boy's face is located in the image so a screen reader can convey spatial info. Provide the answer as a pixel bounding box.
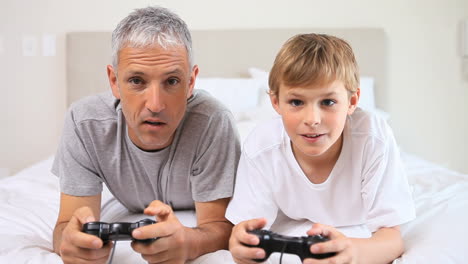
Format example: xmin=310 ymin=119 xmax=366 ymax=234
xmin=107 ymin=44 xmax=198 ymax=151
xmin=270 ymin=80 xmax=359 ymax=161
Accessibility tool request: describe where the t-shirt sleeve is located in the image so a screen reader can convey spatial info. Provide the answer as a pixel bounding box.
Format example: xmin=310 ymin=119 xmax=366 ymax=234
xmin=190 ymin=111 xmax=241 ymax=202
xmin=225 ymin=151 xmax=278 ymax=227
xmin=361 ymin=124 xmax=416 ymax=232
xmin=51 ymin=108 xmax=103 ymax=196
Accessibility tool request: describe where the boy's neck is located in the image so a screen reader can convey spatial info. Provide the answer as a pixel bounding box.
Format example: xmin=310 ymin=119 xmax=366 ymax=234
xmin=292 ymin=134 xmax=343 ymax=184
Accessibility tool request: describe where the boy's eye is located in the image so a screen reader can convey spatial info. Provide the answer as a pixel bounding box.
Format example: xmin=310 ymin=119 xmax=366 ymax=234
xmin=289 ymin=99 xmax=303 ymax=107
xmin=321 ymin=99 xmax=336 ymax=106
xmin=167 ymin=78 xmax=180 ymax=86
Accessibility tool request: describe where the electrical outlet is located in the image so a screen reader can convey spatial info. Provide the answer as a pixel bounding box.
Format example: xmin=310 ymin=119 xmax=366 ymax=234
xmin=22 ymin=35 xmax=38 ymax=56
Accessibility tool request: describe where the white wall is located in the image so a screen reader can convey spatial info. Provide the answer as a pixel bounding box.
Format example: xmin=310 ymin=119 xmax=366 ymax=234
xmin=1 ymin=0 xmax=468 ymax=175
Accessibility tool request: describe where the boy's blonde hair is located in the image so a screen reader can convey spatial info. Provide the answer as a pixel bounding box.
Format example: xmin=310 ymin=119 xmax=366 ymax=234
xmin=268 ymin=33 xmax=359 ymax=96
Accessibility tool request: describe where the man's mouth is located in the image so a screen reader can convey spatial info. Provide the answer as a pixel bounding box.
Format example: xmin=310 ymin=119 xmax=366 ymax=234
xmin=144 ymin=121 xmax=165 ymax=126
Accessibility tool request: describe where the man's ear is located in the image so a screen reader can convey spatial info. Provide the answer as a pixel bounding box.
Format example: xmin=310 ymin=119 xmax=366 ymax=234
xmin=269 ymin=92 xmax=281 ymax=115
xmin=187 ymin=65 xmax=199 ymax=99
xmin=107 ymin=65 xmax=120 ymax=99
xmin=348 ymin=87 xmax=360 ymax=115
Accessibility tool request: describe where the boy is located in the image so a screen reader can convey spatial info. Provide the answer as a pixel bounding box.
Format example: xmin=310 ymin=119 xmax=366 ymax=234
xmin=226 ymin=34 xmax=415 ymax=264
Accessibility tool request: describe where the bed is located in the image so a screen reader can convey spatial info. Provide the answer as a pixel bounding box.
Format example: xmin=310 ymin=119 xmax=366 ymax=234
xmin=1 ymin=28 xmax=467 ymax=264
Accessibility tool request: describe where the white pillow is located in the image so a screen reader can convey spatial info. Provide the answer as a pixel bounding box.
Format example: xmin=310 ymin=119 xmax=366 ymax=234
xmin=195 ymin=77 xmax=264 ymax=120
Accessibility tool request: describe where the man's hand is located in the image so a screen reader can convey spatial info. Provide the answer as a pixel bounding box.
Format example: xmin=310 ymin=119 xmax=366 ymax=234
xmin=131 ymin=200 xmax=188 ymax=264
xmin=58 ymin=206 xmax=113 ymax=264
xmin=228 ymin=218 xmax=267 ymax=264
xmin=304 ymin=223 xmax=358 ymax=264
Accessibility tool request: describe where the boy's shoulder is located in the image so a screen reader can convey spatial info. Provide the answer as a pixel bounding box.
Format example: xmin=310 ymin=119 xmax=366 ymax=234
xmin=242 ymin=117 xmax=285 ymax=158
xmin=347 ymin=107 xmax=391 ymax=142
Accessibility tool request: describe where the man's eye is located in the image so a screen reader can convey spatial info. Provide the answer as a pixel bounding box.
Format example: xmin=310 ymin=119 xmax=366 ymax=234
xmin=322 ymin=99 xmax=336 ymax=106
xmin=129 ymin=78 xmax=144 ymax=85
xmin=289 ymin=99 xmax=303 ymax=107
xmin=167 ymin=78 xmax=180 ymax=86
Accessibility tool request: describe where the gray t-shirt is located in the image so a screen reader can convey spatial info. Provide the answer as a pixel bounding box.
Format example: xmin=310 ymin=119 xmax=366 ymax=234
xmin=52 ymin=90 xmax=240 ymax=212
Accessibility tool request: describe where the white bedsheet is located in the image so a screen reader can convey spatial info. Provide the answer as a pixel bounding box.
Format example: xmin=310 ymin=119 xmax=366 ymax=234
xmin=1 ymin=152 xmax=467 ymax=263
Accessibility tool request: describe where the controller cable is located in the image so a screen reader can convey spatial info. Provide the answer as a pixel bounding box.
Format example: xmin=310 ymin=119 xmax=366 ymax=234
xmin=279 ymin=242 xmax=287 ymax=264
xmin=107 ymin=238 xmax=118 ymax=264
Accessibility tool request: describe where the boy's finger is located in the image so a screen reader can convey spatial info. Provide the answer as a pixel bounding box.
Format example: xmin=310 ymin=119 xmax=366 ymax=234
xmin=246 ymin=218 xmax=267 ymax=231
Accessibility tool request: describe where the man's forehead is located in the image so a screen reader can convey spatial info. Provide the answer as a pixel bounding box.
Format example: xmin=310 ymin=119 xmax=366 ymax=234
xmin=117 ymin=45 xmax=190 ymax=70
xmin=119 ymin=44 xmax=188 ymax=62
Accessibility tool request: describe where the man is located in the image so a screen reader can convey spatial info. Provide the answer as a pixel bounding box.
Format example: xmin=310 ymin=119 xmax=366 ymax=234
xmin=52 ymin=6 xmax=240 ymax=264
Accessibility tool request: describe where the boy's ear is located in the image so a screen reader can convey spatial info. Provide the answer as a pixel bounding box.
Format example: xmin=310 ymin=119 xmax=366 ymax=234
xmin=269 ymin=92 xmax=281 ymax=115
xmin=348 ymin=88 xmax=360 ymax=115
xmin=107 ymin=64 xmax=120 ymax=99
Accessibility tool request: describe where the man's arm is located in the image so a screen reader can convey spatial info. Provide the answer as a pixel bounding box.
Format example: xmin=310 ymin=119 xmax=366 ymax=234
xmin=53 ymin=193 xmax=103 ymax=255
xmin=131 ymin=198 xmax=233 ymax=262
xmin=186 ymin=197 xmax=233 ymax=259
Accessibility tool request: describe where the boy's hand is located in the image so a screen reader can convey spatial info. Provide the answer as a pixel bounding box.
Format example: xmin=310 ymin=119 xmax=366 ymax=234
xmin=130 ymin=200 xmax=188 ymax=264
xmin=59 ymin=207 xmax=113 ymax=264
xmin=304 ymin=223 xmax=358 ymax=264
xmin=229 ymin=218 xmax=268 ymax=264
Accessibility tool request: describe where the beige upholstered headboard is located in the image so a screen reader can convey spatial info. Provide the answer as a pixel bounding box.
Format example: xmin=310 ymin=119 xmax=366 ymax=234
xmin=66 ymin=28 xmax=388 ymax=108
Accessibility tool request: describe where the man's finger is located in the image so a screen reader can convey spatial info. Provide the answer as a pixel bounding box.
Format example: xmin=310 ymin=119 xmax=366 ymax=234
xmin=74 ymin=206 xmax=97 ymax=225
xmin=132 ymin=219 xmax=179 ymax=240
xmin=144 ymin=200 xmax=172 ymax=218
xmin=68 ymin=230 xmax=103 ymax=249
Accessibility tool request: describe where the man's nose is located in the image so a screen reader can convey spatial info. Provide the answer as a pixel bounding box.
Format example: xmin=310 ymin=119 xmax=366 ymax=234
xmin=145 ymin=83 xmax=166 ymax=113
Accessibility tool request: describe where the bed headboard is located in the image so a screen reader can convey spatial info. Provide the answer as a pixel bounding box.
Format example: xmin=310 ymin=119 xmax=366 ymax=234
xmin=66 ymin=28 xmax=388 ymax=108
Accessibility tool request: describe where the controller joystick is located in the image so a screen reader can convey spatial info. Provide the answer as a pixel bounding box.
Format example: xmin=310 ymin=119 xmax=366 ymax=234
xmin=245 ymin=229 xmax=336 ymax=262
xmin=82 ymin=218 xmax=157 ymax=244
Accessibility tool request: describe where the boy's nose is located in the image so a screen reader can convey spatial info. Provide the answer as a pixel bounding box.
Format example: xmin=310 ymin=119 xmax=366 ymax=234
xmin=145 ymin=84 xmax=166 ymax=113
xmin=304 ymin=107 xmax=320 ymax=127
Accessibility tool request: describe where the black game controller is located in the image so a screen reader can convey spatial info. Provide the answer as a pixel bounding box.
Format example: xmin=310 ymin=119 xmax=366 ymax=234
xmin=245 ymin=229 xmax=336 ymax=262
xmin=83 ymin=218 xmax=157 ymax=244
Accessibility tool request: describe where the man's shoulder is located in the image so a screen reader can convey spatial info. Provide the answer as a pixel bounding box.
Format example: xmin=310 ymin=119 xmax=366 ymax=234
xmin=68 ymin=91 xmax=119 ymax=124
xmin=242 ymin=118 xmax=284 ymax=158
xmin=187 ymin=90 xmax=232 ymax=118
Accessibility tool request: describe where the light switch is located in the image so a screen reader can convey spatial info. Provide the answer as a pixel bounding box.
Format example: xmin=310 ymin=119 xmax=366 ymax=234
xmin=464 ymin=20 xmax=468 ymax=57
xmin=22 ymin=35 xmax=38 ymax=56
xmin=42 ymin=34 xmax=56 ymax=56
xmin=0 ymin=36 xmax=4 ymax=55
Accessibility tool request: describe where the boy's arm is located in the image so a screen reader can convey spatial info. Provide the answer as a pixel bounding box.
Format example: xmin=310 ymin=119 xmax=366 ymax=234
xmin=307 ymin=224 xmax=403 ymax=264
xmin=350 ymin=226 xmax=403 ymax=264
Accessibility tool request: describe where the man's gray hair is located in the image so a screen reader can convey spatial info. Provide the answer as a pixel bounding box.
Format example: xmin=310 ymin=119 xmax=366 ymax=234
xmin=111 ymin=6 xmax=193 ymax=71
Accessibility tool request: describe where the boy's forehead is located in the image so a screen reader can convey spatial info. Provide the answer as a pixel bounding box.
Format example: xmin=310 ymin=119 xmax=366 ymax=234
xmin=280 ymin=79 xmax=346 ymax=93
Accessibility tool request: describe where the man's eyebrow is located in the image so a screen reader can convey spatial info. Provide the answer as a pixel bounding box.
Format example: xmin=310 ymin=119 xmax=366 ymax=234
xmin=128 ymin=71 xmax=145 ymax=76
xmin=164 ymin=68 xmax=184 ymax=75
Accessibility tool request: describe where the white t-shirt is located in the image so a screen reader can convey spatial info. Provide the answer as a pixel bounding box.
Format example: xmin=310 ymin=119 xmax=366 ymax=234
xmin=226 ymin=108 xmax=415 ymax=238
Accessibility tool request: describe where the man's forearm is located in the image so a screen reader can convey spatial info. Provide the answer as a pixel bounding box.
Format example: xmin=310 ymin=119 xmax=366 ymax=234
xmin=351 ymin=227 xmax=403 ymax=264
xmin=185 ymin=220 xmax=233 ymax=260
xmin=53 ymin=222 xmax=68 ymax=255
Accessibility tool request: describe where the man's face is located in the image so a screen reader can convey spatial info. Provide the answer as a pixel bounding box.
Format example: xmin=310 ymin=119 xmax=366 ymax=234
xmin=107 ymin=45 xmax=198 ymax=151
xmin=270 ymin=80 xmax=359 ymax=162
